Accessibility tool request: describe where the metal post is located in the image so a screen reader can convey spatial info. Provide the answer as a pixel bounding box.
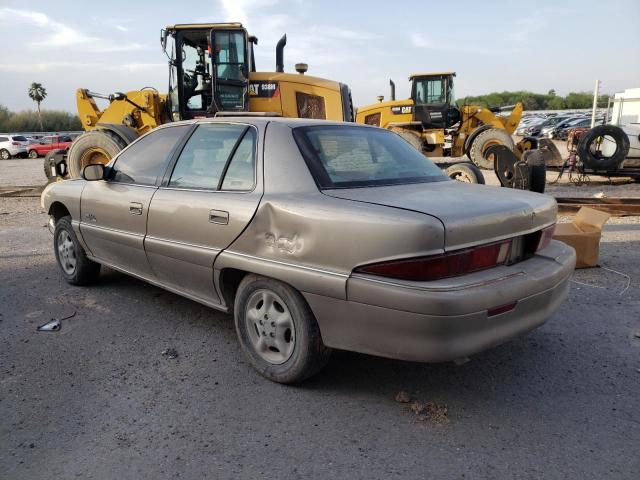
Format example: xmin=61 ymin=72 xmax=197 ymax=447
xmin=591 ymin=79 xmax=600 ymax=128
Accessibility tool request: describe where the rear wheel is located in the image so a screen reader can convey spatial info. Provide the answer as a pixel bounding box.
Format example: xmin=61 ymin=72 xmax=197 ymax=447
xmin=234 ymin=274 xmax=331 ymax=384
xmin=28 ymin=149 xmax=39 ymax=159
xmin=0 ymin=149 xmax=10 ymax=160
xmin=468 ymin=128 xmax=515 ymax=170
xmin=445 ymin=162 xmax=485 ymax=184
xmin=67 ymin=130 xmax=128 ymax=178
xmin=53 ymin=216 xmax=101 ymax=285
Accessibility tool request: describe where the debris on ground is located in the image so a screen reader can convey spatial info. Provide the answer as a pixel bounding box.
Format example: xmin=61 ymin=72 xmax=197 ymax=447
xmin=162 ymin=348 xmax=179 ymax=359
xmin=411 ymin=402 xmax=450 ymax=425
xmin=394 ymin=390 xmax=411 ymax=403
xmin=36 ymin=319 xmax=61 ymax=332
xmin=36 ymin=312 xmax=76 ymax=332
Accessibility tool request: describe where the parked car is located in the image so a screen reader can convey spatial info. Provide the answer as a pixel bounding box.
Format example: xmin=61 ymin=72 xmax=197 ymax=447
xmin=27 ymin=135 xmax=73 ymax=158
xmin=539 ymin=116 xmax=581 ymax=138
xmin=523 ymin=115 xmax=574 ymax=137
xmin=551 ymin=118 xmax=603 ymax=140
xmin=41 ymin=118 xmax=576 ymax=383
xmin=0 ymin=134 xmax=29 ymax=159
xmin=515 ymin=117 xmax=546 ymax=136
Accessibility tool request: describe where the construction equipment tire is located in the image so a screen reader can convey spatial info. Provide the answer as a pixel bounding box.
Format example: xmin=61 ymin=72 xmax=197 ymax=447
xmin=523 ymin=149 xmax=546 ymax=194
xmin=577 ymin=125 xmax=629 ymax=171
xmin=390 ymin=128 xmax=424 ymax=153
xmin=445 ymin=162 xmax=485 ymax=184
xmin=67 ymin=130 xmax=128 ymax=179
xmin=468 ymin=128 xmax=515 ymax=170
xmin=43 ymin=149 xmax=68 ymax=180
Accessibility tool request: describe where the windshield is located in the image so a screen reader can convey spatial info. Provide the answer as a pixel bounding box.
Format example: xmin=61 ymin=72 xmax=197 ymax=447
xmin=415 ymin=78 xmax=445 ymax=104
xmin=12 ymin=135 xmax=27 ymax=141
xmin=293 ymin=125 xmax=447 ymax=189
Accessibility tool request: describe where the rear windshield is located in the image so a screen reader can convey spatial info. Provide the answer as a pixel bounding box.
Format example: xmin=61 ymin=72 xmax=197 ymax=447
xmin=12 ymin=135 xmax=27 ymax=141
xmin=293 ymin=125 xmax=447 ymax=189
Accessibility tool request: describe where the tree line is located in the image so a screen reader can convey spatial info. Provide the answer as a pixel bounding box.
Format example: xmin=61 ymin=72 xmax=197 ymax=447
xmin=456 ymin=90 xmax=610 ymax=111
xmin=0 ymin=104 xmax=82 ymax=133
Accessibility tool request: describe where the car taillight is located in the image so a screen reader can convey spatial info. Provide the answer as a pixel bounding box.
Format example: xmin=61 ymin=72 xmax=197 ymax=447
xmin=11 ymin=141 xmax=20 ymax=145
xmin=536 ymin=224 xmax=556 ymax=252
xmin=355 ymin=239 xmax=512 ymax=282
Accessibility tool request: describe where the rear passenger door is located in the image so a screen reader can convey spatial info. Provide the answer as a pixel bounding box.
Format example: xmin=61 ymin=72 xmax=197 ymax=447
xmin=80 ymin=125 xmax=190 ymax=278
xmin=145 ymin=122 xmax=262 ymax=305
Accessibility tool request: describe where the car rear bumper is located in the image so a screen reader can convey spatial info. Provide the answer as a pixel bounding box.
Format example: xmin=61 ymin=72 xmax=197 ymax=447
xmin=304 ymin=240 xmax=575 ymax=362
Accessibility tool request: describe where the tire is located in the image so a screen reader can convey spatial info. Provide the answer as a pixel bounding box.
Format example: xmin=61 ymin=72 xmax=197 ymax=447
xmin=43 ymin=149 xmax=67 ymax=180
xmin=28 ymin=149 xmax=39 ymax=159
xmin=468 ymin=128 xmax=515 ymax=170
xmin=67 ymin=130 xmax=128 ymax=178
xmin=577 ymin=125 xmax=630 ymax=171
xmin=390 ymin=127 xmax=424 ymax=153
xmin=445 ymin=162 xmax=485 ymax=184
xmin=523 ymin=149 xmax=546 ymax=193
xmin=234 ymin=274 xmax=331 ymax=384
xmin=53 ymin=216 xmax=101 ymax=285
xmin=0 ymin=149 xmax=11 ymax=160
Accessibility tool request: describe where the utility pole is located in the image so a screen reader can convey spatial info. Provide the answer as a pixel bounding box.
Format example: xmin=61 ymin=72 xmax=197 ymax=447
xmin=591 ymin=79 xmax=601 ymax=128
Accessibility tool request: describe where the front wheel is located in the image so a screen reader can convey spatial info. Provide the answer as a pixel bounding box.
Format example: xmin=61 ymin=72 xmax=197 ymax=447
xmin=234 ymin=275 xmax=331 ymax=384
xmin=54 ymin=216 xmax=101 ymax=285
xmin=0 ymin=149 xmax=10 ymax=160
xmin=468 ymin=128 xmax=515 ymax=170
xmin=28 ymin=150 xmax=39 ymax=159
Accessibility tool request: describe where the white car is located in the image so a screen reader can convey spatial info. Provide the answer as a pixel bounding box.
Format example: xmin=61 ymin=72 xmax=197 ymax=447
xmin=0 ymin=134 xmax=29 ymax=159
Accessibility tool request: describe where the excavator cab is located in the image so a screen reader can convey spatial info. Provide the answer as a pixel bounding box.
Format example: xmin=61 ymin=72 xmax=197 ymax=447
xmin=163 ymin=23 xmax=252 ymax=120
xmin=409 ymin=72 xmax=461 ymax=129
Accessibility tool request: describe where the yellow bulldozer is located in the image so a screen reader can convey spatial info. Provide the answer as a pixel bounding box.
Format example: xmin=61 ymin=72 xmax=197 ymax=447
xmin=47 ymin=23 xmax=354 ymax=180
xmin=355 ymin=72 xmax=554 ymax=176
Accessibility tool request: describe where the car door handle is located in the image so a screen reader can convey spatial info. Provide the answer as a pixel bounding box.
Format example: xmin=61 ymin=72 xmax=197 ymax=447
xmin=209 ymin=209 xmax=229 ymax=225
xmin=129 ymin=202 xmax=143 ymax=215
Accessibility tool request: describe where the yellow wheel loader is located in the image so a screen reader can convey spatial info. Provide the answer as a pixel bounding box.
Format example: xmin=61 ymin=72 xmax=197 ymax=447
xmin=49 ymin=23 xmax=354 ymax=180
xmin=355 ymin=72 xmax=554 ymax=171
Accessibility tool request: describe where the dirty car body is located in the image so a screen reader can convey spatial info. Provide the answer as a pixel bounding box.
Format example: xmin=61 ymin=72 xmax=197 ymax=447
xmin=42 ymin=118 xmax=576 ymax=382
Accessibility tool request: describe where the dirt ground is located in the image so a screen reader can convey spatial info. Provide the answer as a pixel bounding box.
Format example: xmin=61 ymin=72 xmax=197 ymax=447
xmin=1 ymin=158 xmax=639 ymax=479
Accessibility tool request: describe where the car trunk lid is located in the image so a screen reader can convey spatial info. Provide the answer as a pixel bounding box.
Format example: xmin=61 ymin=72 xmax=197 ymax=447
xmin=322 ymin=181 xmax=557 ymax=250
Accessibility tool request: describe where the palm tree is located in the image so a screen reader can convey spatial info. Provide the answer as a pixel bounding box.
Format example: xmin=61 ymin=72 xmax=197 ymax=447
xmin=28 ymin=82 xmax=47 ymax=131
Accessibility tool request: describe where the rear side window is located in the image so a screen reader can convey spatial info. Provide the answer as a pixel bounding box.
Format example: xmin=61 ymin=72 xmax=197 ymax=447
xmin=293 ymin=125 xmax=447 ymax=189
xmin=12 ymin=135 xmax=28 ymax=141
xmin=109 ymin=125 xmax=189 ymax=185
xmin=168 ymin=123 xmax=256 ymax=191
xmin=0 ymin=137 xmax=8 ymax=142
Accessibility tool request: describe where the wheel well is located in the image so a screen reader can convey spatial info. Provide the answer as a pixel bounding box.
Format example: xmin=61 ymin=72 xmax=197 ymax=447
xmin=48 ymin=202 xmax=70 ymax=223
xmin=219 ymin=268 xmax=249 ymax=312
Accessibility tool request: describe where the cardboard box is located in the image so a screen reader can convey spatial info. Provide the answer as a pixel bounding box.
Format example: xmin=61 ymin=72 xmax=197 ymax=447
xmin=553 ymin=207 xmax=610 ymax=268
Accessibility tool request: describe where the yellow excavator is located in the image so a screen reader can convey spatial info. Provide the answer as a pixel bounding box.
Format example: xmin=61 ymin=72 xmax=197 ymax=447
xmin=355 ymin=72 xmax=553 ymax=173
xmin=46 ymin=23 xmax=354 ymax=180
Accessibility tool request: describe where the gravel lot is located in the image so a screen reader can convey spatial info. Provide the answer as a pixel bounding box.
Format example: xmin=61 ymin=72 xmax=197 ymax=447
xmin=1 ymin=157 xmax=640 ymax=479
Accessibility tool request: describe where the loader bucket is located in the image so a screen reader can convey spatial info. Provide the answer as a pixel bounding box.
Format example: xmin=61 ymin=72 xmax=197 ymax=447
xmin=537 ymin=138 xmax=564 ymax=167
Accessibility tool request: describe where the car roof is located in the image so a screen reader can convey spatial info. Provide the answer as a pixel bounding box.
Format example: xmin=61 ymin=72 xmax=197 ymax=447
xmin=167 ymin=117 xmax=366 ymax=130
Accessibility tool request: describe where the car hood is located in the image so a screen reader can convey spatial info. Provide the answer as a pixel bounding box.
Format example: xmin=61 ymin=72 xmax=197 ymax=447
xmin=322 ymin=181 xmax=557 ymax=250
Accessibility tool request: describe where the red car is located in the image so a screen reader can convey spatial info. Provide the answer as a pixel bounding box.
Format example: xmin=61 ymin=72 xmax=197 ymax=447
xmin=27 ymin=135 xmax=73 ymax=158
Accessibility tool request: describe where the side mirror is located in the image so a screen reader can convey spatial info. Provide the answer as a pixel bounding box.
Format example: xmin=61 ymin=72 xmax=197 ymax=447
xmin=160 ymin=28 xmax=168 ymax=52
xmin=83 ymin=164 xmax=105 ymax=181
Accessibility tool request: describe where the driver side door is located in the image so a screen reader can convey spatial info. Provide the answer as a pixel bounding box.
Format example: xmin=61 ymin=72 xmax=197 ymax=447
xmin=79 ymin=125 xmax=190 ymax=279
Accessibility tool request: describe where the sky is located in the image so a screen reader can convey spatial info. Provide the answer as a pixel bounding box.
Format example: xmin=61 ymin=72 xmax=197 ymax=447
xmin=0 ymin=0 xmax=638 ymax=113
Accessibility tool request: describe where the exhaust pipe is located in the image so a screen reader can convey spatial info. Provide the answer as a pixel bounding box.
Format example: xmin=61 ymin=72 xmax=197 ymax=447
xmin=276 ymin=34 xmax=286 ymax=73
xmin=389 ymin=79 xmax=396 ymax=101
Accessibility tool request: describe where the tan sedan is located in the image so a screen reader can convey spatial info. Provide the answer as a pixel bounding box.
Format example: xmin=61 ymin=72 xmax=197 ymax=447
xmin=42 ymin=118 xmax=576 ymax=383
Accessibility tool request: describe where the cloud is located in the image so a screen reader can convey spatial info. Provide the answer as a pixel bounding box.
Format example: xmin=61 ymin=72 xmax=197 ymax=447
xmin=0 ymin=62 xmax=165 ymax=73
xmin=0 ymin=7 xmax=149 ymax=52
xmin=217 ymin=0 xmax=379 ymax=68
xmin=410 ymin=31 xmax=496 ymax=54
